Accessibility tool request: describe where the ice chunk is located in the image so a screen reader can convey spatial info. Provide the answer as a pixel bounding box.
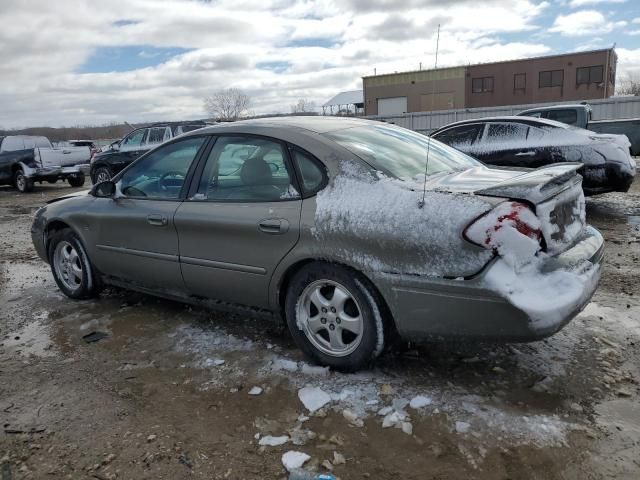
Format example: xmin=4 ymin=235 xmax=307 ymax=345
xmin=282 ymin=451 xmax=310 ymax=472
xmin=273 ymin=358 xmax=299 ymax=372
xmin=298 ymin=386 xmax=331 ymax=413
xmin=300 ymin=363 xmax=330 ymax=376
xmin=409 ymin=395 xmax=432 ymax=409
xmin=248 ymin=386 xmax=263 ymax=395
xmin=455 ymin=421 xmax=471 ymax=433
xmin=259 ymin=435 xmax=289 ymax=446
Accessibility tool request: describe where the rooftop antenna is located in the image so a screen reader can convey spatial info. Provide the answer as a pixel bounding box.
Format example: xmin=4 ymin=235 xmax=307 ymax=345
xmin=418 ymin=23 xmax=440 ymax=209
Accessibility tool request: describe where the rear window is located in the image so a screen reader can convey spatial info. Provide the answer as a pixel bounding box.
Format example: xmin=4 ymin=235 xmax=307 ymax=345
xmin=545 ymin=109 xmax=578 ymax=125
xmin=324 ymin=124 xmax=480 ymax=180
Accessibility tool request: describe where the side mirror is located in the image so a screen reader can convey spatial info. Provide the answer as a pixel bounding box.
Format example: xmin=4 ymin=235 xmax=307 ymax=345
xmin=91 ymin=181 xmax=116 ymax=198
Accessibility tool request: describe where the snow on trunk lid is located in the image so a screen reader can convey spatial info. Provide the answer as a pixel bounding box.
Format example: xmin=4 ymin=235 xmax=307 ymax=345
xmin=535 ymin=181 xmax=585 ymax=255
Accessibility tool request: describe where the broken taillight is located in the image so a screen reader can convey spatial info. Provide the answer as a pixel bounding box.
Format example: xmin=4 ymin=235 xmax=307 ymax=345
xmin=464 ymin=201 xmax=542 ymax=250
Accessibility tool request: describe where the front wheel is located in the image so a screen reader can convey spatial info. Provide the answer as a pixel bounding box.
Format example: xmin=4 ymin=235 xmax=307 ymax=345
xmin=285 ymin=263 xmax=386 ymax=371
xmin=48 ymin=229 xmax=99 ymax=299
xmin=14 ymin=169 xmax=34 ymax=193
xmin=91 ymin=166 xmax=112 ymax=184
xmin=68 ymin=173 xmax=85 ymax=188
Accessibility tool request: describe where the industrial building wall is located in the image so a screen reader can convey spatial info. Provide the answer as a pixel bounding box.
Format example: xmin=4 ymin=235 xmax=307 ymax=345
xmin=465 ymin=49 xmax=615 ymax=108
xmin=363 ymin=67 xmax=466 ymax=115
xmin=366 ymin=95 xmax=640 ymax=134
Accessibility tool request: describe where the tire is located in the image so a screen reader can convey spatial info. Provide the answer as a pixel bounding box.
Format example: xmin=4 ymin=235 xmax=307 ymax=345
xmin=48 ymin=229 xmax=100 ymax=299
xmin=285 ymin=262 xmax=386 ymax=371
xmin=14 ymin=169 xmax=34 ymax=193
xmin=92 ymin=166 xmax=112 ymax=184
xmin=68 ymin=173 xmax=85 ymax=188
xmin=47 ymin=179 xmax=57 ymax=184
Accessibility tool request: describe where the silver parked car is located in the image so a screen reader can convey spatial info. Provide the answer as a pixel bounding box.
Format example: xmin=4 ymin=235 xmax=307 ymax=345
xmin=31 ymin=117 xmax=604 ymax=370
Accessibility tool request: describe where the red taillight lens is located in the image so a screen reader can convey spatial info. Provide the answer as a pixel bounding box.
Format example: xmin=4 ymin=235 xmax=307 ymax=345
xmin=464 ymin=201 xmax=542 ymax=250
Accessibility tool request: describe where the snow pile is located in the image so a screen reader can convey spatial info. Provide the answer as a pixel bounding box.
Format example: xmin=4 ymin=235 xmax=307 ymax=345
xmin=313 ymin=163 xmax=494 ymax=277
xmin=172 ymin=324 xmax=254 ymax=357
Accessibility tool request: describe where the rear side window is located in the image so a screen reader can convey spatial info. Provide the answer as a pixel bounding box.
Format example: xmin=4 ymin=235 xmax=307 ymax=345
xmin=486 ymin=123 xmax=529 ymax=142
xmin=34 ymin=137 xmax=51 ymax=148
xmin=1 ymin=137 xmax=25 ymax=152
xmin=545 ymin=109 xmax=578 ymax=125
xmin=122 ymin=129 xmax=146 ymax=148
xmin=147 ymin=127 xmax=170 ymax=145
xmin=291 ymin=149 xmax=326 ymax=195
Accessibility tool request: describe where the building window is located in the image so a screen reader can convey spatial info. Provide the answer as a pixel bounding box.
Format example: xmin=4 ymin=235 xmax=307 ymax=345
xmin=472 ymin=76 xmax=494 ymax=93
xmin=539 ymin=69 xmax=564 ymax=88
xmin=576 ymin=65 xmax=604 ymax=85
xmin=514 ymin=73 xmax=526 ymax=90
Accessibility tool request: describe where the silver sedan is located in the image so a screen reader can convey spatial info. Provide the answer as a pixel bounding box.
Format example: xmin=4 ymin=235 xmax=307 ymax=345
xmin=31 ymin=117 xmax=603 ymax=370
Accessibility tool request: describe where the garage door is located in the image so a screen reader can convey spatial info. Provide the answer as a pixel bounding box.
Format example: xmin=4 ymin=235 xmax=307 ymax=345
xmin=377 ymin=97 xmax=407 ymax=115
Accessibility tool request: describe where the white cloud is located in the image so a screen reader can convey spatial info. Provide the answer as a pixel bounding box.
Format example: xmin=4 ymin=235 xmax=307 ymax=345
xmin=549 ymin=10 xmax=625 ymax=36
xmin=0 ymin=0 xmax=599 ymax=128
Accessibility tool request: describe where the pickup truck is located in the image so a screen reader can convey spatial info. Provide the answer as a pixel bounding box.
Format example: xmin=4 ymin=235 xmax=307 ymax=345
xmin=0 ymin=135 xmax=90 ymax=192
xmin=518 ymin=104 xmax=640 ymax=156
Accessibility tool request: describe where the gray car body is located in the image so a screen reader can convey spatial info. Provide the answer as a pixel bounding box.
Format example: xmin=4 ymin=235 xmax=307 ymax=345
xmin=31 ymin=117 xmax=604 ymax=342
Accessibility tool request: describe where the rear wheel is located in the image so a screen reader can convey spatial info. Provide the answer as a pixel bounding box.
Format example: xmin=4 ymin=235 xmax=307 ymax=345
xmin=14 ymin=169 xmax=34 ymax=193
xmin=48 ymin=229 xmax=99 ymax=299
xmin=92 ymin=166 xmax=112 ymax=184
xmin=68 ymin=173 xmax=85 ymax=188
xmin=285 ymin=263 xmax=385 ymax=371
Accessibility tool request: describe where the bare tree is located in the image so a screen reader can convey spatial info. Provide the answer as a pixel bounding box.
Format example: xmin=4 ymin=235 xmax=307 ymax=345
xmin=204 ymin=88 xmax=251 ymax=121
xmin=616 ymin=72 xmax=640 ymax=96
xmin=291 ymin=98 xmax=316 ymax=114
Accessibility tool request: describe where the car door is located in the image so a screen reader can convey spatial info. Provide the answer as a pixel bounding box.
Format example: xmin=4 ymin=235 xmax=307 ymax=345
xmin=174 ymin=135 xmax=302 ymax=308
xmin=117 ymin=128 xmax=149 ymax=169
xmin=88 ymin=135 xmax=208 ymax=290
xmin=0 ymin=137 xmax=24 ymax=183
xmin=476 ymin=122 xmax=545 ymax=167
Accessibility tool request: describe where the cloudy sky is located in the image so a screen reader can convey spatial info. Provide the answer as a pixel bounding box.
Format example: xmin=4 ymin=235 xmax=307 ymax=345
xmin=1 ymin=0 xmax=640 ymax=128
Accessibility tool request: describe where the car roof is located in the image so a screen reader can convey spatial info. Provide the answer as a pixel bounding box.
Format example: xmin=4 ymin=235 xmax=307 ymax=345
xmin=520 ymin=104 xmax=590 ymax=113
xmin=188 ymin=116 xmax=378 ymax=135
xmin=432 ymin=115 xmax=570 ymax=133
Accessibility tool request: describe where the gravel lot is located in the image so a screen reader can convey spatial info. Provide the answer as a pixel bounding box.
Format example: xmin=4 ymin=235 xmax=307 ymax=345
xmin=1 ymin=178 xmax=639 ymax=479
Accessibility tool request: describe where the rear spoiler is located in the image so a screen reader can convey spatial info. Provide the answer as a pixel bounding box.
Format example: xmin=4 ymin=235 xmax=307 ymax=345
xmin=475 ymin=163 xmax=582 ymax=205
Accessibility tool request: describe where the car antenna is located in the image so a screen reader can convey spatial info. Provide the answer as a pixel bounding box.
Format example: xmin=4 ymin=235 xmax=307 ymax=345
xmin=418 ymin=23 xmax=440 ymax=209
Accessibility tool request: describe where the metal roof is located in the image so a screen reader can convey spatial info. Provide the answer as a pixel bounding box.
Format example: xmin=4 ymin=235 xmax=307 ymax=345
xmin=323 ymin=90 xmax=364 ymax=107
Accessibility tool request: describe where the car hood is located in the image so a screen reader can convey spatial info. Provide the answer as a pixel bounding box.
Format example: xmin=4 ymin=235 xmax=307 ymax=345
xmin=46 ymin=189 xmax=91 ymax=204
xmin=423 ymin=163 xmax=583 ymax=204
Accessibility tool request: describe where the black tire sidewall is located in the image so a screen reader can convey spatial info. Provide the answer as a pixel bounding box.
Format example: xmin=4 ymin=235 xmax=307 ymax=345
xmin=285 ymin=263 xmax=384 ymax=371
xmin=48 ymin=229 xmax=97 ymax=299
xmin=68 ymin=173 xmax=85 ymax=187
xmin=92 ymin=167 xmax=111 ymax=184
xmin=14 ymin=169 xmax=33 ymax=193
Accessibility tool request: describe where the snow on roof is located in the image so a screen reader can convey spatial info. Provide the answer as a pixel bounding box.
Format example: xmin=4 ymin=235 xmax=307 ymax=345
xmin=323 ymin=90 xmax=364 ymax=107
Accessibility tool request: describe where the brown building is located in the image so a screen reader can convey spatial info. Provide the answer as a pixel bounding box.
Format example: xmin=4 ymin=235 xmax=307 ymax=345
xmin=363 ymin=48 xmax=617 ymax=116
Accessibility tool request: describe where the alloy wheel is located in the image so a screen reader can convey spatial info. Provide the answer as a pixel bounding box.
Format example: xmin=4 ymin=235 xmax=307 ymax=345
xmin=53 ymin=240 xmax=83 ymax=291
xmin=296 ymin=279 xmax=364 ymax=357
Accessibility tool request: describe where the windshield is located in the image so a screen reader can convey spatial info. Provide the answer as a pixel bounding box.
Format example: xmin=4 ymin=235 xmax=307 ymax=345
xmin=324 ymin=124 xmax=481 ymax=180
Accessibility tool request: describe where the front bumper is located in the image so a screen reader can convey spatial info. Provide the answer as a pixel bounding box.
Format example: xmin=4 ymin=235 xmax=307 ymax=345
xmin=372 ymin=226 xmax=604 ymax=342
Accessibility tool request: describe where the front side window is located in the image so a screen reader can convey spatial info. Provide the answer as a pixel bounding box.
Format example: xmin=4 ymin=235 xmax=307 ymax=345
xmin=118 ymin=136 xmax=206 ymax=199
xmin=121 ymin=129 xmax=146 ymax=149
xmin=325 ymin=124 xmax=480 ymax=180
xmin=195 ymin=136 xmax=299 ymax=202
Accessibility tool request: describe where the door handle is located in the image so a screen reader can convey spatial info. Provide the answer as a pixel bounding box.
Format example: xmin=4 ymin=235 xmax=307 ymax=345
xmin=147 ymin=214 xmax=168 ymax=226
xmin=515 ymin=151 xmax=536 ymax=157
xmin=259 ymin=218 xmax=289 ymax=234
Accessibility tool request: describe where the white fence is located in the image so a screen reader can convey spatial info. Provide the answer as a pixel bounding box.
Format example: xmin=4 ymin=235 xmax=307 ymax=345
xmin=366 ymin=96 xmax=640 ymax=133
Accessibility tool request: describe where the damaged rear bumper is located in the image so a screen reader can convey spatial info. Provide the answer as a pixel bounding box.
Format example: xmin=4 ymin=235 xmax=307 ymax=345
xmin=372 ymin=226 xmax=603 ymax=342
xmin=23 ymin=163 xmax=90 ymax=180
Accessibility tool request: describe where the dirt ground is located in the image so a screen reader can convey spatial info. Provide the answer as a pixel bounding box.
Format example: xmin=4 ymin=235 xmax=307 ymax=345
xmin=1 ymin=176 xmax=639 ymax=480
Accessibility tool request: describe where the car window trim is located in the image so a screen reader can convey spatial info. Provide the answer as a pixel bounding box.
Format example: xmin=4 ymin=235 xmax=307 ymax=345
xmin=185 ymin=133 xmax=304 ymax=204
xmin=112 ymin=134 xmax=213 ymax=202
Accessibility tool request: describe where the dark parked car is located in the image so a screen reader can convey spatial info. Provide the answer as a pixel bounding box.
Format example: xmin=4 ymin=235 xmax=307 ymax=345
xmin=518 ymin=104 xmax=640 ymax=156
xmin=32 ymin=117 xmax=603 ymax=370
xmin=90 ymin=121 xmax=206 ymax=183
xmin=431 ymin=116 xmax=636 ymax=195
